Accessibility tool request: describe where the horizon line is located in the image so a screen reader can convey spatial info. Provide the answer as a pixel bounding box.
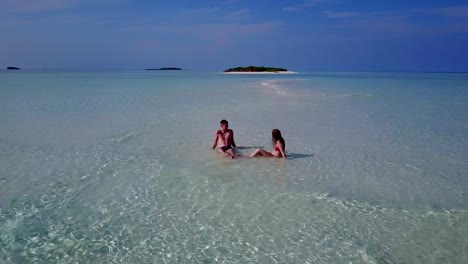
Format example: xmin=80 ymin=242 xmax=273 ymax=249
xmin=2 ymin=68 xmax=468 ymax=74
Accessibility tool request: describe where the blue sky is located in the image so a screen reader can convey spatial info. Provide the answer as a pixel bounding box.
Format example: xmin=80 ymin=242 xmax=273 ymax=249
xmin=1 ymin=0 xmax=468 ymax=71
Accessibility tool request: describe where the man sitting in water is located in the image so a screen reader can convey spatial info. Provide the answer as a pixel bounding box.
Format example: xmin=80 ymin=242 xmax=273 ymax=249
xmin=212 ymin=119 xmax=237 ymax=158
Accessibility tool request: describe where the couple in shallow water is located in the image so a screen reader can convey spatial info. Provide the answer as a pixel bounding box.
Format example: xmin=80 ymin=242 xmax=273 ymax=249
xmin=211 ymin=119 xmax=286 ymax=159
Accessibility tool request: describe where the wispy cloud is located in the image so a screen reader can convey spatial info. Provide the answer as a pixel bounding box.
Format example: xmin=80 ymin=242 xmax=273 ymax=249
xmin=282 ymin=6 xmax=300 ymax=12
xmin=322 ymin=10 xmax=359 ymax=18
xmin=124 ymin=21 xmax=282 ymax=49
xmin=411 ymin=5 xmax=468 ymax=18
xmin=1 ymin=13 xmax=112 ymax=26
xmin=180 ymin=7 xmax=220 ymax=18
xmin=224 ymin=9 xmax=251 ymax=21
xmin=0 ymin=0 xmax=80 ymax=12
xmin=133 ymin=40 xmax=161 ymax=49
xmin=195 ymin=21 xmax=282 ymax=35
xmin=221 ymin=0 xmax=237 ymax=5
xmin=178 ymin=6 xmax=253 ymax=23
xmin=128 ymin=21 xmax=282 ymax=36
xmin=282 ymin=0 xmax=340 ymax=12
xmin=195 ymin=21 xmax=282 ymax=49
xmin=330 ymin=6 xmax=468 ymax=37
xmin=46 ymin=14 xmax=113 ymax=24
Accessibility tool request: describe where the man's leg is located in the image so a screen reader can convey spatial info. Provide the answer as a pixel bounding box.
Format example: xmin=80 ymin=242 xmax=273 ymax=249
xmin=218 ymin=148 xmax=235 ymax=158
xmin=226 ymin=148 xmax=236 ymax=159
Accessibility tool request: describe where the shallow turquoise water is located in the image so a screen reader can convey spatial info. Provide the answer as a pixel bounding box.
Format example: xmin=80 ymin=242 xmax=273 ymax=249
xmin=0 ymin=71 xmax=467 ymax=263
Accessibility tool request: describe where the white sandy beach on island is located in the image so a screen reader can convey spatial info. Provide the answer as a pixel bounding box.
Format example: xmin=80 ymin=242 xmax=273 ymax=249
xmin=222 ymin=71 xmax=298 ymax=74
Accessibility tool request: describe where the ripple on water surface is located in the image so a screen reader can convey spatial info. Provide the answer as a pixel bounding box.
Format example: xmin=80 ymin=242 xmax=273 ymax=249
xmin=1 ymin=72 xmax=468 ymax=263
xmin=1 ymin=136 xmax=467 ymax=263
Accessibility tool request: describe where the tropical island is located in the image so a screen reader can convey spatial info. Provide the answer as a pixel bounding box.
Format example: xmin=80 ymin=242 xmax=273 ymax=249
xmin=6 ymin=67 xmax=20 ymax=70
xmin=145 ymin=67 xmax=182 ymax=71
xmin=224 ymin=66 xmax=288 ymax=73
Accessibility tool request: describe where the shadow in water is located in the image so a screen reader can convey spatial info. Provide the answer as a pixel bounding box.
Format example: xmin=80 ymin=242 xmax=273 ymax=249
xmin=286 ymin=153 xmax=314 ymax=159
xmin=236 ymin=146 xmax=264 ymax=150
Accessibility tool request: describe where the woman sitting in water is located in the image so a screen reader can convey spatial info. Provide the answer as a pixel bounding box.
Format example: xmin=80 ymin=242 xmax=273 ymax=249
xmin=250 ymin=129 xmax=287 ymax=158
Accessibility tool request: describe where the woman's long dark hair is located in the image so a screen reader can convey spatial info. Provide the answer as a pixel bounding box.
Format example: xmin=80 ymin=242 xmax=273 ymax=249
xmin=272 ymin=129 xmax=285 ymax=150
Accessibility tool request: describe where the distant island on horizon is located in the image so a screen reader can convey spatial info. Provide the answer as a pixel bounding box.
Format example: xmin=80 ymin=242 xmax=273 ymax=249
xmin=224 ymin=66 xmax=288 ymax=73
xmin=6 ymin=67 xmax=20 ymax=70
xmin=145 ymin=67 xmax=182 ymax=71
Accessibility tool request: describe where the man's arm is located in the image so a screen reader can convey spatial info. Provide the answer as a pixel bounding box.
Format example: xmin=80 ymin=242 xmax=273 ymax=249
xmin=212 ymin=132 xmax=219 ymax=149
xmin=230 ymin=130 xmax=236 ymax=147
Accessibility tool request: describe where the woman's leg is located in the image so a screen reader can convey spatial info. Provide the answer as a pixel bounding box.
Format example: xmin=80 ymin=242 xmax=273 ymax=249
xmin=250 ymin=148 xmax=273 ymax=157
